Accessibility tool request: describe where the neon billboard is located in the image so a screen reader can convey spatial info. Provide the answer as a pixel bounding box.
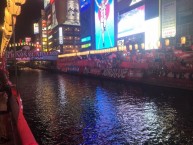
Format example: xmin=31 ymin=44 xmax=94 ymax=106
xmin=95 ymin=0 xmax=115 ymax=50
xmin=118 ymin=5 xmax=145 ymax=38
xmin=145 ymin=17 xmax=160 ymax=50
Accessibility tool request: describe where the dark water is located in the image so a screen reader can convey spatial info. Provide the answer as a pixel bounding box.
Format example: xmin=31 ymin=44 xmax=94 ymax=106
xmin=10 ymin=69 xmax=193 ymax=145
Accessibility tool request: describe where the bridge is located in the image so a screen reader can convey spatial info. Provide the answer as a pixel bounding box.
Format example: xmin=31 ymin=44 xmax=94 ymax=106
xmin=6 ymin=50 xmax=59 ymax=61
xmin=5 ymin=50 xmax=59 ymax=71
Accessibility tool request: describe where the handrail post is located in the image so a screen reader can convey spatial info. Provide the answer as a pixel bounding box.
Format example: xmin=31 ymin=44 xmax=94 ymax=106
xmin=12 ymin=15 xmax=18 ymax=94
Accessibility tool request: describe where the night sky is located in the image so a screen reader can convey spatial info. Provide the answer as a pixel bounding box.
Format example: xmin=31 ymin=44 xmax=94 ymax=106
xmin=0 ymin=0 xmax=44 ymax=42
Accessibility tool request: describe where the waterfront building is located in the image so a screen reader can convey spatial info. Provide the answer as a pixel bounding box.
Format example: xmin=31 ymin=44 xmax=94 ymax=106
xmin=176 ymin=0 xmax=193 ymax=50
xmin=80 ymin=0 xmax=193 ymax=53
xmin=38 ymin=0 xmax=193 ymax=55
xmin=43 ymin=0 xmax=81 ymax=54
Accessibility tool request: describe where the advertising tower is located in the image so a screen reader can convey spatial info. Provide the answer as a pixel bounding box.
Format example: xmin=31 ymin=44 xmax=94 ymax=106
xmin=44 ymin=0 xmax=81 ymax=53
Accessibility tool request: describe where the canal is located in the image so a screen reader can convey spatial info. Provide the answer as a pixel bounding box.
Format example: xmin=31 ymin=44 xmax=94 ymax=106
xmin=10 ymin=69 xmax=193 ymax=145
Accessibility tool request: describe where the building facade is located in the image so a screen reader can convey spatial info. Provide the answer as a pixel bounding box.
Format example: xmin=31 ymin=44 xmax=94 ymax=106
xmin=42 ymin=0 xmax=81 ymax=53
xmin=40 ymin=0 xmax=193 ymax=54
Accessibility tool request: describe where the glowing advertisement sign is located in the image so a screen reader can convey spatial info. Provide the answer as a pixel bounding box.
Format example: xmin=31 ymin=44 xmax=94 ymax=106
xmin=53 ymin=1 xmax=80 ymax=26
xmin=33 ymin=23 xmax=39 ymax=34
xmin=81 ymin=36 xmax=91 ymax=43
xmin=59 ymin=27 xmax=63 ymax=45
xmin=80 ymin=0 xmax=92 ymax=42
xmin=145 ymin=17 xmax=160 ymax=50
xmin=52 ymin=2 xmax=58 ymax=29
xmin=81 ymin=43 xmax=91 ymax=48
xmin=95 ymin=0 xmax=115 ymax=50
xmin=65 ymin=0 xmax=80 ymax=26
xmin=118 ymin=5 xmax=145 ymax=38
xmin=161 ymin=0 xmax=176 ymax=38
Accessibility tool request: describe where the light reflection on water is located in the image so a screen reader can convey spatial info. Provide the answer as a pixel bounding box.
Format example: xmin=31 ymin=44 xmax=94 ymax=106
xmin=10 ymin=69 xmax=193 ymax=145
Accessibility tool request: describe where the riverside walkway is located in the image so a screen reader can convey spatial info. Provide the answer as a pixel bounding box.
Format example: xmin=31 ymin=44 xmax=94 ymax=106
xmin=0 ymin=92 xmax=20 ymax=145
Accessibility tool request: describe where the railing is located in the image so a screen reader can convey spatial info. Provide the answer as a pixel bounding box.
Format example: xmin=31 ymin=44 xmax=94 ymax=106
xmin=10 ymin=86 xmax=38 ymax=145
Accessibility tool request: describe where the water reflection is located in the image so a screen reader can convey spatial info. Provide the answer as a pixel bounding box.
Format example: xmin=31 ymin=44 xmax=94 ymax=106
xmin=58 ymin=75 xmax=67 ymax=106
xmin=10 ymin=69 xmax=193 ymax=145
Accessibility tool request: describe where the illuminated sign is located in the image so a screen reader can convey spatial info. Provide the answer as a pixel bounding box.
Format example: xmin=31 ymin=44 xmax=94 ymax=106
xmin=95 ymin=0 xmax=115 ymax=50
xmin=52 ymin=2 xmax=58 ymax=28
xmin=6 ymin=51 xmax=59 ymax=60
xmin=64 ymin=1 xmax=80 ymax=26
xmin=118 ymin=5 xmax=145 ymax=38
xmin=80 ymin=0 xmax=92 ymax=44
xmin=130 ymin=0 xmax=142 ymax=6
xmin=33 ymin=23 xmax=39 ymax=34
xmin=161 ymin=0 xmax=176 ymax=38
xmin=145 ymin=17 xmax=160 ymax=50
xmin=59 ymin=27 xmax=63 ymax=45
xmin=53 ymin=1 xmax=80 ymax=26
xmin=25 ymin=37 xmax=31 ymax=43
xmin=81 ymin=43 xmax=91 ymax=48
xmin=81 ymin=36 xmax=91 ymax=42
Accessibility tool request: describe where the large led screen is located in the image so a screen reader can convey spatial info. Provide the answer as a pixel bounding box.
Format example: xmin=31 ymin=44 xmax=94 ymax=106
xmin=81 ymin=5 xmax=92 ymax=44
xmin=145 ymin=17 xmax=160 ymax=50
xmin=95 ymin=0 xmax=115 ymax=50
xmin=118 ymin=5 xmax=145 ymax=38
